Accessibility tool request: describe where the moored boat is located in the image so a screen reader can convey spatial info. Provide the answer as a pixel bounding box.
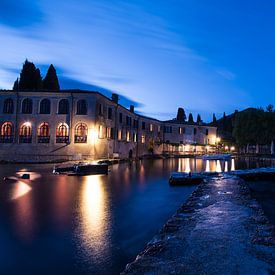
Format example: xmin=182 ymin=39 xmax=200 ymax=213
xmin=53 ymin=162 xmax=108 ymax=175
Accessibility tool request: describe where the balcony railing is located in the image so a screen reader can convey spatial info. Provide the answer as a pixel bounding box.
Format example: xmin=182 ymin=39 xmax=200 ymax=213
xmin=56 ymin=136 xmax=69 ymax=143
xmin=74 ymin=135 xmax=87 ymax=143
xmin=38 ymin=136 xmax=50 ymax=143
xmin=0 ymin=135 xmax=14 ymax=143
xmin=19 ymin=135 xmax=32 ymax=143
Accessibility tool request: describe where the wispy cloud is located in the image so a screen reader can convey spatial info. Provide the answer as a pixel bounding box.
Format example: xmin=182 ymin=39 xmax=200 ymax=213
xmin=216 ymin=69 xmax=236 ymax=80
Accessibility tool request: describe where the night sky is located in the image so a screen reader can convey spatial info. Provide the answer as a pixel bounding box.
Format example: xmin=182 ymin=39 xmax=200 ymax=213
xmin=0 ymin=0 xmax=275 ymax=121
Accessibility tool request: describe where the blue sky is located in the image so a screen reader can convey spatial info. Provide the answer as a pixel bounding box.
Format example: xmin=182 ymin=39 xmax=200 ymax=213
xmin=0 ymin=0 xmax=275 ymax=121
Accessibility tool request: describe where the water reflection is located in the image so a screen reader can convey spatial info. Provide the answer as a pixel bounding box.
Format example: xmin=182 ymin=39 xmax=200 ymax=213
xmin=205 ymin=160 xmax=210 ymax=172
xmin=224 ymin=161 xmax=228 ymax=172
xmin=216 ymin=160 xmax=222 ymax=173
xmin=11 ymin=181 xmax=31 ymax=200
xmin=231 ymin=158 xmax=235 ymax=171
xmin=177 ymin=158 xmax=239 ymax=173
xmin=78 ymin=175 xmax=110 ymax=260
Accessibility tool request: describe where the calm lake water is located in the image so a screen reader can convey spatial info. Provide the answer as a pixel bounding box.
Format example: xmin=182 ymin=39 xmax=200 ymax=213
xmin=0 ymin=157 xmax=273 ymax=274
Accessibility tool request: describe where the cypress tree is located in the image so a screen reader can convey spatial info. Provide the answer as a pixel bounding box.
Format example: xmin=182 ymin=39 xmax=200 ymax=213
xmin=35 ymin=68 xmax=43 ymax=90
xmin=188 ymin=113 xmax=194 ymax=123
xmin=212 ymin=113 xmax=217 ymax=124
xmin=18 ymin=59 xmax=40 ymax=90
xmin=43 ymin=64 xmax=60 ymax=90
xmin=197 ymin=114 xmax=202 ymax=124
xmin=176 ymin=107 xmax=186 ymax=122
xmin=13 ymin=78 xmax=19 ymax=91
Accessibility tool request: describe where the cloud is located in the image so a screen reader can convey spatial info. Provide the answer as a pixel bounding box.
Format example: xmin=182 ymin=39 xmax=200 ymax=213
xmin=216 ymin=69 xmax=236 ymax=80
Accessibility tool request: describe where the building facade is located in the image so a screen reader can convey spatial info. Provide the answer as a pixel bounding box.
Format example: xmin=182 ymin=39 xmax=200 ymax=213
xmin=0 ymin=90 xmax=217 ymax=162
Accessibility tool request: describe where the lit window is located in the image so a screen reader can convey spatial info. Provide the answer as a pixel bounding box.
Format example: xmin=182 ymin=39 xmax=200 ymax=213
xmin=19 ymin=122 xmax=32 ymax=143
xmin=150 ymin=124 xmax=153 ymax=132
xmin=38 ymin=122 xmax=50 ymax=143
xmin=107 ymin=127 xmax=111 ymax=139
xmin=126 ymin=131 xmax=130 ymax=142
xmin=56 ymin=123 xmax=69 ymax=143
xmin=74 ymin=123 xmax=88 ymax=143
xmin=133 ymin=133 xmax=137 ymax=143
xmin=117 ymin=129 xmax=122 ymax=141
xmin=179 ymin=127 xmax=182 ymax=134
xmin=98 ymin=125 xmax=105 ymax=139
xmin=141 ymin=135 xmax=145 ymax=144
xmin=0 ymin=122 xmax=13 ymax=143
xmin=158 ymin=125 xmax=161 ymax=133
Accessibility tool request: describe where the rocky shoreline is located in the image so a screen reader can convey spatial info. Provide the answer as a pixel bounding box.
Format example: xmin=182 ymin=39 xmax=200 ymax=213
xmin=122 ymin=175 xmax=275 ymax=274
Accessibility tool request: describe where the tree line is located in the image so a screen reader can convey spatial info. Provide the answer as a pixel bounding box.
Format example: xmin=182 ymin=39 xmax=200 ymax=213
xmin=176 ymin=107 xmax=202 ymax=124
xmin=13 ymin=60 xmax=60 ymax=91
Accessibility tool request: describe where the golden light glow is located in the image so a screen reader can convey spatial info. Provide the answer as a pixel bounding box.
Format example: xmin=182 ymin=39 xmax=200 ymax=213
xmin=90 ymin=127 xmax=98 ymax=144
xmin=225 ymin=145 xmax=229 ymax=150
xmin=224 ymin=161 xmax=228 ymax=172
xmin=24 ymin=121 xmax=31 ymax=127
xmin=231 ymin=158 xmax=235 ymax=171
xmin=184 ymin=158 xmax=191 ymax=173
xmin=11 ymin=180 xmax=32 ymax=200
xmin=216 ymin=137 xmax=221 ymax=143
xmin=80 ymin=175 xmax=109 ymax=256
xmin=216 ymin=160 xmax=222 ymax=173
xmin=230 ymin=146 xmax=235 ymax=151
xmin=205 ymin=160 xmax=210 ymax=172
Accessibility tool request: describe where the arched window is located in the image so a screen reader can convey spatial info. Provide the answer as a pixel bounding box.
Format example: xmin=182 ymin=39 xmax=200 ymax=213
xmin=40 ymin=99 xmax=51 ymax=114
xmin=76 ymin=100 xmax=87 ymax=115
xmin=56 ymin=123 xmax=69 ymax=143
xmin=74 ymin=123 xmax=88 ymax=143
xmin=3 ymin=98 xmax=14 ymax=114
xmin=38 ymin=122 xmax=50 ymax=143
xmin=0 ymin=122 xmax=13 ymax=143
xmin=19 ymin=122 xmax=32 ymax=143
xmin=22 ymin=98 xmax=33 ymax=114
xmin=58 ymin=99 xmax=69 ymax=114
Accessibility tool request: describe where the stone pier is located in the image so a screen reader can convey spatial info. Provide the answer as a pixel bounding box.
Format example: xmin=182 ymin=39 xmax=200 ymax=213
xmin=123 ymin=175 xmax=275 ymax=274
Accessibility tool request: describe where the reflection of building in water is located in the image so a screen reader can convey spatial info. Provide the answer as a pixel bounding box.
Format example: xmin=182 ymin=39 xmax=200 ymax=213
xmin=184 ymin=158 xmax=191 ymax=173
xmin=79 ymin=175 xmax=110 ymax=258
xmin=216 ymin=160 xmax=222 ymax=173
xmin=0 ymin=90 xmax=217 ymax=162
xmin=224 ymin=161 xmax=228 ymax=172
xmin=205 ymin=160 xmax=210 ymax=172
xmin=231 ymin=158 xmax=235 ymax=171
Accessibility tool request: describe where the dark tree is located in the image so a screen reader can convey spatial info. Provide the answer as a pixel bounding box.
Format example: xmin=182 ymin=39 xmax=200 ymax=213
xmin=13 ymin=78 xmax=19 ymax=91
xmin=35 ymin=68 xmax=43 ymax=90
xmin=43 ymin=64 xmax=60 ymax=90
xmin=266 ymin=104 xmax=274 ymax=112
xmin=188 ymin=113 xmax=194 ymax=123
xmin=212 ymin=113 xmax=217 ymax=124
xmin=176 ymin=107 xmax=186 ymax=121
xmin=196 ymin=114 xmax=202 ymax=124
xmin=18 ymin=59 xmax=42 ymax=90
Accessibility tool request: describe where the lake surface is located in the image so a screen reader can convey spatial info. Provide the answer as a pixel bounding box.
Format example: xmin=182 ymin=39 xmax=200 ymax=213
xmin=0 ymin=157 xmax=273 ymax=274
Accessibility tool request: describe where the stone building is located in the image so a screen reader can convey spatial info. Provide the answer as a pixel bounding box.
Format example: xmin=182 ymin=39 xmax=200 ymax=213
xmin=0 ymin=89 xmax=217 ymax=162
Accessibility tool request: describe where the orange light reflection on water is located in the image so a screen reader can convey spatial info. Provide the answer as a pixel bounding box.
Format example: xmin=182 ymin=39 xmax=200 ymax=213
xmin=79 ymin=175 xmax=110 ymax=258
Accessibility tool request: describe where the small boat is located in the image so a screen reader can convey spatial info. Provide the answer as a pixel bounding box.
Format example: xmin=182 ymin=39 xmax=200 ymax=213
xmin=169 ymin=172 xmax=204 ymax=186
xmin=202 ymin=154 xmax=231 ymax=160
xmin=53 ymin=162 xmax=108 ymax=176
